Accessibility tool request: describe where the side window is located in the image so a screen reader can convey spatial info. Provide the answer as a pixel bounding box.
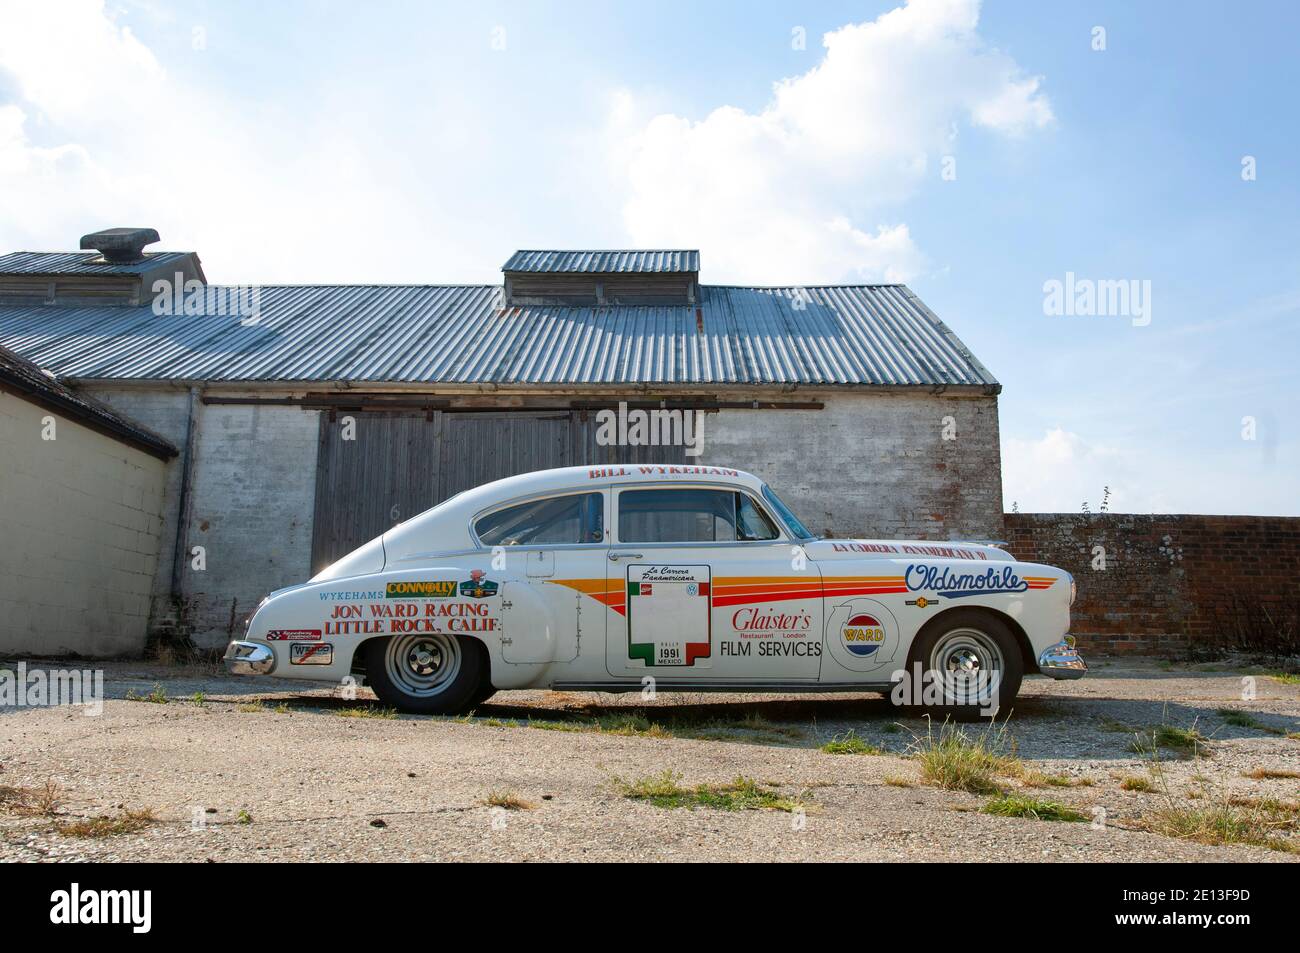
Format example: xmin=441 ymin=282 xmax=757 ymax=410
xmin=736 ymin=493 xmax=779 ymax=541
xmin=617 ymin=488 xmax=780 ymax=543
xmin=475 ymin=493 xmax=604 ymax=546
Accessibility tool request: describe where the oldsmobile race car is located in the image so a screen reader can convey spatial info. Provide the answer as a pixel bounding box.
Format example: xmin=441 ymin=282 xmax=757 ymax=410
xmin=224 ymin=465 xmax=1086 ymax=714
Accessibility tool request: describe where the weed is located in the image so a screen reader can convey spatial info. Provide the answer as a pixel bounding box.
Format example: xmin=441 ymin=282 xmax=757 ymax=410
xmin=819 ymin=731 xmax=882 ymax=756
xmin=983 ymin=794 xmax=1087 ymax=822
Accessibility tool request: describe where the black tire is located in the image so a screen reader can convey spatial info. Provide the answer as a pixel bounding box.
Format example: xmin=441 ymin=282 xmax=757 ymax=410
xmin=364 ymin=634 xmax=487 ymax=715
xmin=467 ymin=681 xmax=497 ymax=710
xmin=907 ymin=609 xmax=1023 ymax=721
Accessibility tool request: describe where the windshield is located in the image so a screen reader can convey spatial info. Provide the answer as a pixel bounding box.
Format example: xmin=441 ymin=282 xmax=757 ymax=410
xmin=761 ymin=484 xmax=815 ymax=540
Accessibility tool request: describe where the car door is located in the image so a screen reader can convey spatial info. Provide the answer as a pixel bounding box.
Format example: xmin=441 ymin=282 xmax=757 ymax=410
xmin=473 ymin=490 xmax=608 ymax=665
xmin=605 ymin=484 xmax=823 ymax=681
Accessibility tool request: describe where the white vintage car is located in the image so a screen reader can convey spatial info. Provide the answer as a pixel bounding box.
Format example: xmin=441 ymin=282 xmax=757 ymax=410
xmin=224 ymin=465 xmax=1085 ymax=714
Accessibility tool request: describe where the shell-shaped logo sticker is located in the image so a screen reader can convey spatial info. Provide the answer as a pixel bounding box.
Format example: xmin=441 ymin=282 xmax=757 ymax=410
xmin=825 ymin=599 xmax=900 ymax=673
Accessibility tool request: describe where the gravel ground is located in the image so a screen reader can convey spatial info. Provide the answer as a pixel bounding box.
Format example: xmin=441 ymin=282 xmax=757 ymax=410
xmin=2 ymin=657 xmax=1298 ymax=862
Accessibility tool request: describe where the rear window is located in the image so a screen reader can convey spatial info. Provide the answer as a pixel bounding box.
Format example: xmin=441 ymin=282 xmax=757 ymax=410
xmin=475 ymin=493 xmax=604 ymax=546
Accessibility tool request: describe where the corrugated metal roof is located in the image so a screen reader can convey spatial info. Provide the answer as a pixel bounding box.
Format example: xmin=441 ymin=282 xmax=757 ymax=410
xmin=0 ymin=284 xmax=998 ymax=390
xmin=0 ymin=251 xmax=196 ymax=276
xmin=503 ymin=250 xmax=699 ymax=274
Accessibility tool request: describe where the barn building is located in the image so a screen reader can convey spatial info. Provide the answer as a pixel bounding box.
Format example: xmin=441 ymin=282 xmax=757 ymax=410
xmin=0 ymin=230 xmax=1003 ymax=653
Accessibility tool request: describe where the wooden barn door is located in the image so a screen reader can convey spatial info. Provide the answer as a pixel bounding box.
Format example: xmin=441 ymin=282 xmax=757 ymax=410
xmin=310 ymin=411 xmax=443 ymax=574
xmin=311 ymin=409 xmax=692 ymax=574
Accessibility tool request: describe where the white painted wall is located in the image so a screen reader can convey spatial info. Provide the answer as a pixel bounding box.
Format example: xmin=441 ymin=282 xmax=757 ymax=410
xmin=0 ymin=392 xmax=169 ymax=656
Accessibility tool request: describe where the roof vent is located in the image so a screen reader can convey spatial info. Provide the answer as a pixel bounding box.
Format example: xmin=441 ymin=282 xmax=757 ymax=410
xmin=79 ymin=228 xmax=161 ymax=264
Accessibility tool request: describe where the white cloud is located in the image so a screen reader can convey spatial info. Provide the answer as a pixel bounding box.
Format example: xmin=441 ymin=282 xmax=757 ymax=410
xmin=1003 ymin=426 xmax=1299 ymax=516
xmin=1003 ymin=428 xmax=1128 ymax=514
xmin=0 ymin=0 xmax=461 ymax=283
xmin=609 ymin=0 xmax=1052 ymax=284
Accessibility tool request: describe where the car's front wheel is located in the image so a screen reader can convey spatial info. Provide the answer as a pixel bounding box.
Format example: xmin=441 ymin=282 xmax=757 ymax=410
xmin=907 ymin=610 xmax=1023 ymax=720
xmin=364 ymin=633 xmax=487 ymax=714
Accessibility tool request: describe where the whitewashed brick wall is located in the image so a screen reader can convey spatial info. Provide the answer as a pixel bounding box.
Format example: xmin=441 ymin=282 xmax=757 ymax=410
xmin=703 ymin=392 xmax=1003 ymax=541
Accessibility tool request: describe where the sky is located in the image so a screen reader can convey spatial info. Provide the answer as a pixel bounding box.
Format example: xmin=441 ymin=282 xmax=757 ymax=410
xmin=0 ymin=0 xmax=1296 ymax=515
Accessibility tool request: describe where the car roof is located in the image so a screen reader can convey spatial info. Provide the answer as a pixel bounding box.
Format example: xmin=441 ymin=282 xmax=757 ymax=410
xmin=466 ymin=464 xmax=767 ymax=500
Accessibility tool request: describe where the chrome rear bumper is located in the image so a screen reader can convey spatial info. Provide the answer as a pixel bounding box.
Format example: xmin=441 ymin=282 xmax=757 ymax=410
xmin=224 ymin=640 xmax=275 ymax=676
xmin=1037 ymin=638 xmax=1087 ymax=679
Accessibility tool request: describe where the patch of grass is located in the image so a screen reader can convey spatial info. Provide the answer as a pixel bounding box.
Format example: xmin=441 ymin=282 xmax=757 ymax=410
xmin=1243 ymin=767 xmax=1300 ymax=780
xmin=819 ymin=731 xmax=882 ymax=756
xmin=485 ymin=790 xmax=537 ymax=810
xmin=883 ymin=775 xmax=914 ymax=788
xmin=614 ymin=770 xmax=812 ymax=813
xmin=0 ymin=779 xmax=62 ymax=817
xmin=983 ymin=794 xmax=1087 ymax=823
xmin=125 ymin=683 xmax=168 ymax=704
xmin=526 ymin=709 xmax=805 ymax=745
xmin=335 ymin=705 xmax=397 ymax=720
xmin=1100 ymin=718 xmax=1135 ymax=733
xmin=1144 ymin=798 xmax=1298 ymax=853
xmin=190 ymin=691 xmax=207 ymax=707
xmin=1266 ymin=672 xmax=1300 ymax=685
xmin=1021 ymin=772 xmax=1073 ymax=788
xmin=237 ymin=699 xmax=264 ymax=713
xmin=1217 ymin=708 xmax=1265 ymax=730
xmin=1121 ymin=775 xmax=1156 ymax=792
xmin=1129 ymin=723 xmax=1211 ymax=759
xmin=1216 ymin=708 xmax=1287 ymax=735
xmin=237 ymin=809 xmax=253 ymax=824
xmin=55 ymin=808 xmax=155 ymax=838
xmin=909 ymin=719 xmax=1022 ymax=795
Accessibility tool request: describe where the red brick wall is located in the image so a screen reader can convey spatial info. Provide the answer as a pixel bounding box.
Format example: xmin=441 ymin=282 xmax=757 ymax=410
xmin=1004 ymin=514 xmax=1300 ymax=655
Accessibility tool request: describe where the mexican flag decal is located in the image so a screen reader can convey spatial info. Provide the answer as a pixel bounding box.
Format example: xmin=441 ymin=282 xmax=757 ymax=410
xmin=627 ymin=565 xmax=711 ymax=667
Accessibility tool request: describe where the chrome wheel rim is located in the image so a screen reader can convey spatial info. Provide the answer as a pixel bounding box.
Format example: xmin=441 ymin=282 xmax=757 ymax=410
xmin=385 ymin=633 xmax=461 ymax=697
xmin=929 ymin=627 xmax=1003 ymax=706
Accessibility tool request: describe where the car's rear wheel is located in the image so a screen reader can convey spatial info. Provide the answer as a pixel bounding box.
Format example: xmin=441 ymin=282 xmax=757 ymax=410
xmin=364 ymin=633 xmax=486 ymax=714
xmin=908 ymin=610 xmax=1023 ymax=720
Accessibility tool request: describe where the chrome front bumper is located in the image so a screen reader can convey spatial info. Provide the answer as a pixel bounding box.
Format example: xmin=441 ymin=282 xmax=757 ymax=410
xmin=224 ymin=640 xmax=275 ymax=676
xmin=1037 ymin=638 xmax=1087 ymax=680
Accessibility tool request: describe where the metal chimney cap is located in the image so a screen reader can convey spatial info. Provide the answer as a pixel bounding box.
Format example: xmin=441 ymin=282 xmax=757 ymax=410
xmin=79 ymin=228 xmax=161 ymax=264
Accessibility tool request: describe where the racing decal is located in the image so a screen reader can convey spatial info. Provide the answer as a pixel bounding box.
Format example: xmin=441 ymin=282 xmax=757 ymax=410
xmin=266 ymin=629 xmax=322 ymax=641
xmin=905 ymin=564 xmax=1056 ymax=599
xmin=587 ymin=465 xmax=739 ymax=480
xmin=386 ymin=580 xmax=456 ymax=598
xmin=842 ymin=613 xmax=888 ymax=657
xmin=324 ymin=601 xmax=498 ymax=635
xmin=626 ymin=565 xmax=711 ymax=667
xmin=546 ymin=578 xmax=626 ymax=615
xmin=459 ymin=569 xmax=499 ymax=599
xmin=710 ymin=575 xmax=906 ymax=607
xmin=290 ymin=642 xmax=334 ymax=665
xmin=905 ymin=596 xmax=935 ymax=608
xmin=830 ymin=542 xmax=989 ymax=561
xmin=824 ymin=600 xmax=901 ymax=673
xmin=720 ymin=604 xmax=821 ymax=660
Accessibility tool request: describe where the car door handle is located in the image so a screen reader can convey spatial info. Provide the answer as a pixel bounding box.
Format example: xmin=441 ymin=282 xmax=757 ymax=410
xmin=608 ymin=552 xmax=643 ymax=561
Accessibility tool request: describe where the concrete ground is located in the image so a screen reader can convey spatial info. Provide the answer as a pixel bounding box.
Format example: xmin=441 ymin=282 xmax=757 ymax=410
xmin=1 ymin=657 xmax=1298 ymax=861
